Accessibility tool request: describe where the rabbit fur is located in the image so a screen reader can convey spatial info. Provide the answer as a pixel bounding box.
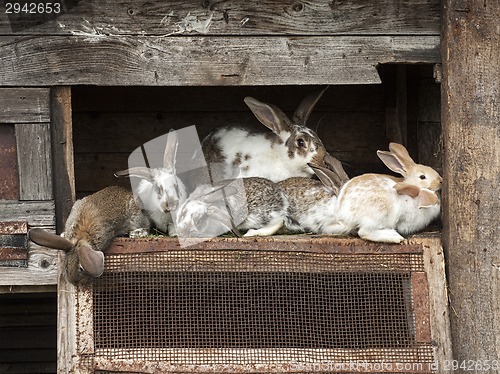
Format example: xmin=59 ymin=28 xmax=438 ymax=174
xmin=115 ymin=129 xmax=188 ymax=235
xmin=280 ymin=143 xmax=442 ymax=243
xmin=175 ymin=177 xmax=289 ymax=239
xmin=28 ymin=186 xmax=150 ymax=284
xmin=200 ymin=88 xmax=333 ymax=183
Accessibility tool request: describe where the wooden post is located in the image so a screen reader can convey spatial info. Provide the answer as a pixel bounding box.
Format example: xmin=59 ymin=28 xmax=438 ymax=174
xmin=50 ymin=87 xmax=75 ymax=234
xmin=442 ymin=0 xmax=500 ymax=367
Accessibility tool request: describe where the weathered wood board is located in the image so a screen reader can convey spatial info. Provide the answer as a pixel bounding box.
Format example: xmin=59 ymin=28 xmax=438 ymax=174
xmin=442 ymin=0 xmax=500 ymax=365
xmin=0 ymin=0 xmax=440 ymax=36
xmin=0 ymin=36 xmax=440 ymax=86
xmin=0 ymin=124 xmax=19 ymax=200
xmin=15 ymin=123 xmax=53 ymax=201
xmin=0 ymin=88 xmax=50 ymax=123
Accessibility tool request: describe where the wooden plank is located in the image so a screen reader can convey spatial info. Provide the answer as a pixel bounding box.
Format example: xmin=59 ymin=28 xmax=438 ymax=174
xmin=415 ymin=237 xmax=453 ymax=371
xmin=91 ymin=348 xmax=435 ymax=373
xmin=0 ymin=0 xmax=440 ymax=36
xmin=0 ymin=125 xmax=19 ymax=200
xmin=0 ymin=246 xmax=58 ymax=286
xmin=0 ymin=201 xmax=55 ymax=228
xmin=15 ymin=123 xmax=53 ymax=201
xmin=0 ymin=36 xmax=441 ymax=86
xmin=0 ymin=88 xmax=50 ymax=123
xmin=50 ymin=87 xmax=75 ymax=234
xmin=57 ymin=252 xmax=79 ymax=374
xmin=106 ymin=235 xmax=424 ymax=255
xmin=442 ymin=0 xmax=500 ymax=365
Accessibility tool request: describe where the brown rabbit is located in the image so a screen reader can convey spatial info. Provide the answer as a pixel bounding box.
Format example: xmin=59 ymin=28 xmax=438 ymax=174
xmin=28 ymin=186 xmax=150 ymax=284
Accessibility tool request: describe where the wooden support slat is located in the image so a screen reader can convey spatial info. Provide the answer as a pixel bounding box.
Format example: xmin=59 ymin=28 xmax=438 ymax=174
xmin=0 ymin=88 xmax=50 ymax=123
xmin=0 ymin=201 xmax=55 ymax=228
xmin=0 ymin=36 xmax=440 ymax=86
xmin=50 ymin=87 xmax=75 ymax=233
xmin=0 ymin=124 xmax=19 ymax=200
xmin=0 ymin=0 xmax=440 ymax=36
xmin=15 ymin=123 xmax=53 ymax=201
xmin=57 ymin=251 xmax=78 ymax=374
xmin=442 ymin=0 xmax=500 ymax=364
xmin=0 ymin=246 xmax=58 ymax=286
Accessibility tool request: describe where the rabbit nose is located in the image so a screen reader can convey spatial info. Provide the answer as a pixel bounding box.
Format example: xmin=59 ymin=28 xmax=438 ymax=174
xmin=160 ymin=202 xmax=170 ymax=212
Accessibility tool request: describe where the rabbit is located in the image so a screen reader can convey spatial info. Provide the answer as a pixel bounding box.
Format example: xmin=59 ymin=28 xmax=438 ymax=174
xmin=28 ymin=186 xmax=150 ymax=284
xmin=279 ymin=143 xmax=442 ymax=243
xmin=115 ymin=129 xmax=188 ymax=236
xmin=174 ymin=177 xmax=289 ymax=240
xmin=281 ymin=143 xmax=442 ymax=243
xmin=278 ymin=154 xmax=348 ymax=234
xmin=200 ymin=88 xmax=334 ymax=183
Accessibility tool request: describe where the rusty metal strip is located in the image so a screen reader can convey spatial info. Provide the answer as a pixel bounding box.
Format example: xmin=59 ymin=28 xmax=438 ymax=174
xmin=412 ymin=272 xmax=432 ymax=343
xmin=0 ymin=221 xmax=28 ymax=235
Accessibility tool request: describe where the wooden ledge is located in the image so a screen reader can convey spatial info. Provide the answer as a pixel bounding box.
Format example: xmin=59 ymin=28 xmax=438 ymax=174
xmin=105 ymin=234 xmax=441 ymax=255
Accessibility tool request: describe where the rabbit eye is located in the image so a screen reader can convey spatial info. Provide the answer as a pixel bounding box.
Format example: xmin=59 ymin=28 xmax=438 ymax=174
xmin=419 ymin=175 xmax=426 ymax=180
xmin=297 ymin=138 xmax=305 ymax=148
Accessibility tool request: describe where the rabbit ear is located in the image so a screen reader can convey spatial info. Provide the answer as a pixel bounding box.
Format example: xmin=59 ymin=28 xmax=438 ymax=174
xmin=394 ymin=182 xmax=421 ymax=197
xmin=200 ymin=185 xmax=239 ymax=203
xmin=115 ymin=167 xmax=153 ymax=181
xmin=323 ymin=154 xmax=349 ymax=185
xmin=377 ymin=150 xmax=410 ymax=177
xmin=292 ymin=86 xmax=328 ymax=126
xmin=244 ymin=97 xmax=291 ymax=135
xmin=163 ymin=129 xmax=178 ymax=172
xmin=309 ymin=164 xmax=343 ymax=195
xmin=76 ymin=245 xmax=105 ymax=277
xmin=28 ymin=228 xmax=73 ymax=252
xmin=418 ymin=189 xmax=439 ymax=208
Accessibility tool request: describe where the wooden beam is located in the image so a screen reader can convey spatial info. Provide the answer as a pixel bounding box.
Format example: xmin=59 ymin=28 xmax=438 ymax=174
xmin=0 ymin=201 xmax=55 ymax=228
xmin=15 ymin=123 xmax=53 ymax=201
xmin=0 ymin=36 xmax=440 ymax=86
xmin=50 ymin=87 xmax=75 ymax=233
xmin=0 ymin=245 xmax=58 ymax=286
xmin=442 ymin=0 xmax=500 ymax=365
xmin=0 ymin=0 xmax=440 ymax=36
xmin=0 ymin=88 xmax=50 ymax=123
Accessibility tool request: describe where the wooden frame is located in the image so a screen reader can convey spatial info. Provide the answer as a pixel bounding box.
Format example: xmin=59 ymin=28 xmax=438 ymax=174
xmin=58 ymin=236 xmax=451 ymax=373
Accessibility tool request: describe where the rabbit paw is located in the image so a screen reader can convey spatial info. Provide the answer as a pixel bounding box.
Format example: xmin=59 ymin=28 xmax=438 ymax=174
xmin=358 ymin=227 xmax=404 ymax=243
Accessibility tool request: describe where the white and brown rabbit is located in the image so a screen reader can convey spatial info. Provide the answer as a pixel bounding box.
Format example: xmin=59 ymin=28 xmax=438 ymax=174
xmin=28 ymin=186 xmax=150 ymax=284
xmin=200 ymin=88 xmax=331 ymax=183
xmin=279 ymin=154 xmax=348 ymax=234
xmin=115 ymin=129 xmax=188 ymax=235
xmin=174 ymin=177 xmax=289 ymax=240
xmin=280 ymin=143 xmax=442 ymax=243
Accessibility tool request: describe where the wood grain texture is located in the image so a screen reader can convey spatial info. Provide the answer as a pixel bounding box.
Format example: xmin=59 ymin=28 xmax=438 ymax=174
xmin=56 ymin=251 xmax=78 ymax=374
xmin=0 ymin=201 xmax=55 ymax=227
xmin=15 ymin=123 xmax=53 ymax=201
xmin=0 ymin=0 xmax=440 ymax=36
xmin=0 ymin=36 xmax=440 ymax=86
xmin=50 ymin=87 xmax=75 ymax=234
xmin=442 ymin=0 xmax=500 ymax=365
xmin=0 ymin=88 xmax=50 ymax=123
xmin=417 ymin=237 xmax=453 ymax=372
xmin=0 ymin=124 xmax=19 ymax=200
xmin=0 ymin=246 xmax=58 ymax=286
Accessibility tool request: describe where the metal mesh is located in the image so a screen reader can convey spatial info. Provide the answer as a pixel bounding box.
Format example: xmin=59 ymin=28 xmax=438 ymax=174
xmin=80 ymin=249 xmax=434 ymax=372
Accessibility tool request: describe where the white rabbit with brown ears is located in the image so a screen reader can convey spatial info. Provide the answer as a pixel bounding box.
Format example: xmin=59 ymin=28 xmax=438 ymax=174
xmin=115 ymin=129 xmax=188 ymax=236
xmin=323 ymin=143 xmax=442 ymax=243
xmin=280 ymin=144 xmax=442 ymax=243
xmin=200 ymin=88 xmax=333 ymax=183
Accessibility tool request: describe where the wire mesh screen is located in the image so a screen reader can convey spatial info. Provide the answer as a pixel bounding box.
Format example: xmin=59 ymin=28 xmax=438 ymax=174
xmin=80 ymin=249 xmax=435 ymax=372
